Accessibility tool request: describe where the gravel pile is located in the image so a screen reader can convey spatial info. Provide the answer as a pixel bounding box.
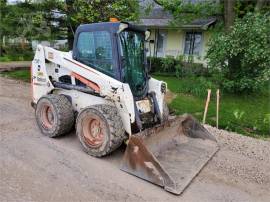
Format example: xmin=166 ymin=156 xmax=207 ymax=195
xmin=205 ymin=125 xmax=270 ymax=185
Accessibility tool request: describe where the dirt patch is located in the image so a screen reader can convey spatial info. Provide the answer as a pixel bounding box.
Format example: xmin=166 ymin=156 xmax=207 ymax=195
xmin=165 ymin=89 xmax=177 ymax=103
xmin=1 ymin=77 xmax=270 ymax=202
xmin=0 ymin=61 xmax=31 ymax=72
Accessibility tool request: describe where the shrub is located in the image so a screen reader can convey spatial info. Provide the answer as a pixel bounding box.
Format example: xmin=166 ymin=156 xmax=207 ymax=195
xmin=148 ymin=57 xmax=162 ymax=73
xmin=148 ymin=55 xmax=207 ymax=77
xmin=1 ymin=43 xmax=34 ymax=61
xmin=161 ymin=56 xmax=175 ymax=73
xmin=206 ymin=13 xmax=270 ymax=93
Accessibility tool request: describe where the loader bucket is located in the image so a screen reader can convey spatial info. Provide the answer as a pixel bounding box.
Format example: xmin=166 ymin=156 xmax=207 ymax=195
xmin=120 ymin=114 xmax=219 ymax=195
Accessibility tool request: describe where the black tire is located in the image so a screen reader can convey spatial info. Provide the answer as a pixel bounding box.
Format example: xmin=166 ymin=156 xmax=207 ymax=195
xmin=76 ymin=105 xmax=126 ymax=157
xmin=162 ymin=101 xmax=170 ymax=122
xmin=35 ymin=94 xmax=74 ymax=137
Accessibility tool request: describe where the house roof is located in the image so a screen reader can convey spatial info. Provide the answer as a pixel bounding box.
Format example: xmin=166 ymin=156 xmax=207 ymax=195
xmin=137 ymin=0 xmax=216 ymax=30
xmin=181 ymin=18 xmax=217 ymax=30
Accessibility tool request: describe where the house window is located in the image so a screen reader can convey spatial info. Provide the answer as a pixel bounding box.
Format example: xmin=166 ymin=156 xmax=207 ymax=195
xmin=184 ymin=32 xmax=202 ymax=55
xmin=156 ymin=31 xmax=167 ymax=56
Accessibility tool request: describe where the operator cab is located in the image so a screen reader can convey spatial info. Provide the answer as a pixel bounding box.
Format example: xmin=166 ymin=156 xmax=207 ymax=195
xmin=72 ymin=22 xmax=150 ymax=99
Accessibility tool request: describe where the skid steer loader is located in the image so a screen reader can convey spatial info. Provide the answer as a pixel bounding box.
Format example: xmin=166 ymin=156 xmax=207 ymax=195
xmin=31 ymin=22 xmax=218 ymax=195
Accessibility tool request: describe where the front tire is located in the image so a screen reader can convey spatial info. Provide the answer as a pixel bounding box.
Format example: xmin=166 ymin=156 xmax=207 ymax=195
xmin=35 ymin=94 xmax=74 ymax=137
xmin=162 ymin=101 xmax=170 ymax=122
xmin=76 ymin=105 xmax=126 ymax=157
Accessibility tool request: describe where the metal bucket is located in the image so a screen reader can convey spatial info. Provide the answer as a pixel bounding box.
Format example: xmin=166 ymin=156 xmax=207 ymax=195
xmin=120 ymin=115 xmax=219 ymax=195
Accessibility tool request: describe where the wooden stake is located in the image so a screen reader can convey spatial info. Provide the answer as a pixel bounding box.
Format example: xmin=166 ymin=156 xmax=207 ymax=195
xmin=216 ymin=89 xmax=220 ymax=129
xmin=203 ymin=89 xmax=211 ymax=124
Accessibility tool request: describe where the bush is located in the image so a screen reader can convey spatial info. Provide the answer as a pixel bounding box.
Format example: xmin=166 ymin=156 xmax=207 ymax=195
xmin=161 ymin=56 xmax=175 ymax=73
xmin=206 ymin=13 xmax=270 ymax=93
xmin=148 ymin=55 xmax=207 ymax=77
xmin=148 ymin=57 xmax=162 ymax=73
xmin=0 ymin=43 xmax=33 ymax=61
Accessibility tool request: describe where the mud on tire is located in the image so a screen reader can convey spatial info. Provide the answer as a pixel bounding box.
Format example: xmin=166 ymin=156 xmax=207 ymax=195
xmin=35 ymin=94 xmax=74 ymax=137
xmin=76 ymin=105 xmax=126 ymax=157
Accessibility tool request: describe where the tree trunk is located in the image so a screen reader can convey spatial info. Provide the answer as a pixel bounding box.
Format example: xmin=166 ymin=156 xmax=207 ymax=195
xmin=65 ymin=0 xmax=75 ymax=50
xmin=224 ymin=0 xmax=236 ymax=32
xmin=224 ymin=0 xmax=237 ymax=78
xmin=255 ymin=0 xmax=266 ymax=11
xmin=67 ymin=25 xmax=74 ymax=50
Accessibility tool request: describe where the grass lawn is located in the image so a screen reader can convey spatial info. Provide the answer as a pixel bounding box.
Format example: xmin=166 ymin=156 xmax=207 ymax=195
xmin=0 ymin=53 xmax=34 ymax=62
xmin=155 ymin=75 xmax=270 ymax=138
xmin=1 ymin=69 xmax=31 ymax=82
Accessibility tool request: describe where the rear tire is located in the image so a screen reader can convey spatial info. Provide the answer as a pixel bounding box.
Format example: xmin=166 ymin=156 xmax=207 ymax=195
xmin=35 ymin=94 xmax=74 ymax=137
xmin=76 ymin=105 xmax=126 ymax=157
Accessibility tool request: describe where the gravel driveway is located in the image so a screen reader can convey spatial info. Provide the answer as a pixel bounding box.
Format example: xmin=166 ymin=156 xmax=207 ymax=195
xmin=0 ymin=77 xmax=270 ymax=202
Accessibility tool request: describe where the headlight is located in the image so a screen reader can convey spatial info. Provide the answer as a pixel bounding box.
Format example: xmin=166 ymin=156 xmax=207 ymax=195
xmin=161 ymin=82 xmax=166 ymax=94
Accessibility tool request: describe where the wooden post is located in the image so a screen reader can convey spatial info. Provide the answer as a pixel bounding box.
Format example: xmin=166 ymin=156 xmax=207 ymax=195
xmin=203 ymin=89 xmax=211 ymax=124
xmin=216 ymin=89 xmax=220 ymax=128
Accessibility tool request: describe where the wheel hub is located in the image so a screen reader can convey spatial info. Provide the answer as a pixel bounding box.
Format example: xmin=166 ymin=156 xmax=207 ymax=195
xmin=82 ymin=117 xmax=105 ymax=147
xmin=41 ymin=105 xmax=54 ymax=129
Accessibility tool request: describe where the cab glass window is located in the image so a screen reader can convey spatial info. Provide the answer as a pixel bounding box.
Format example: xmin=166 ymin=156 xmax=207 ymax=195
xmin=77 ymin=31 xmax=114 ymax=77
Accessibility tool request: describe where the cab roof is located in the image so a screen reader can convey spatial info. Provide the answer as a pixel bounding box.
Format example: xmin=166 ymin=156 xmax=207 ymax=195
xmin=76 ymin=22 xmax=146 ymax=34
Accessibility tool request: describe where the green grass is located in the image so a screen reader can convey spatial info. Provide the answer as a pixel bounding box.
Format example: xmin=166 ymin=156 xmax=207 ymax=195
xmin=0 ymin=53 xmax=33 ymax=62
xmin=1 ymin=69 xmax=31 ymax=82
xmin=155 ymin=75 xmax=270 ymax=138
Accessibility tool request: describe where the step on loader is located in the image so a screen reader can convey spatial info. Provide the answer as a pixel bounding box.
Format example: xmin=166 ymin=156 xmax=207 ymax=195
xmin=31 ymin=21 xmax=219 ymax=194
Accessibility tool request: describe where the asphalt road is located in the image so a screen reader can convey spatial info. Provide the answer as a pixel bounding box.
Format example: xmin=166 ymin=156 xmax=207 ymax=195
xmin=1 ymin=77 xmax=269 ymax=202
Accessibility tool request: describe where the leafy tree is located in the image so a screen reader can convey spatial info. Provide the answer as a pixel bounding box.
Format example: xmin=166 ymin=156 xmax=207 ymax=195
xmin=65 ymin=0 xmax=140 ymax=48
xmin=1 ymin=0 xmax=140 ymax=54
xmin=153 ymin=0 xmax=222 ymax=26
xmin=0 ymin=0 xmax=7 ymax=55
xmin=206 ymin=13 xmax=270 ymax=93
xmin=0 ymin=0 xmax=66 ymax=55
xmin=153 ymin=0 xmax=269 ymax=93
xmin=154 ymin=0 xmax=269 ymax=30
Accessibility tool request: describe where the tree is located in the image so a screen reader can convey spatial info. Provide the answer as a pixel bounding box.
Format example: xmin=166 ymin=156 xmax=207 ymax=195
xmin=207 ymin=13 xmax=270 ymax=93
xmin=0 ymin=0 xmax=11 ymax=55
xmin=0 ymin=0 xmax=66 ymax=55
xmin=154 ymin=0 xmax=269 ymax=30
xmin=65 ymin=0 xmax=140 ymax=49
xmin=1 ymin=0 xmax=140 ymax=54
xmin=224 ymin=0 xmax=236 ymax=31
xmin=153 ymin=0 xmax=270 ymax=93
xmin=153 ymin=0 xmax=222 ymax=26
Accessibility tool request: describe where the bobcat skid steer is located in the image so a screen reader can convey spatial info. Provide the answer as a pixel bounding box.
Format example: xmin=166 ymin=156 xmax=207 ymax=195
xmin=31 ymin=22 xmax=218 ymax=195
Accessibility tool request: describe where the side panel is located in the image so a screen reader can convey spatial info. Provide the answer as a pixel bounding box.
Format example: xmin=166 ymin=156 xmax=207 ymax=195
xmin=31 ymin=46 xmax=54 ymax=103
xmin=148 ymin=78 xmax=166 ymax=116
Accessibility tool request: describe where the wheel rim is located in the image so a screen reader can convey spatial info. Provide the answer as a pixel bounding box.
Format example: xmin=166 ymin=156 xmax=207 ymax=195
xmin=41 ymin=105 xmax=54 ymax=129
xmin=82 ymin=117 xmax=105 ymax=148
